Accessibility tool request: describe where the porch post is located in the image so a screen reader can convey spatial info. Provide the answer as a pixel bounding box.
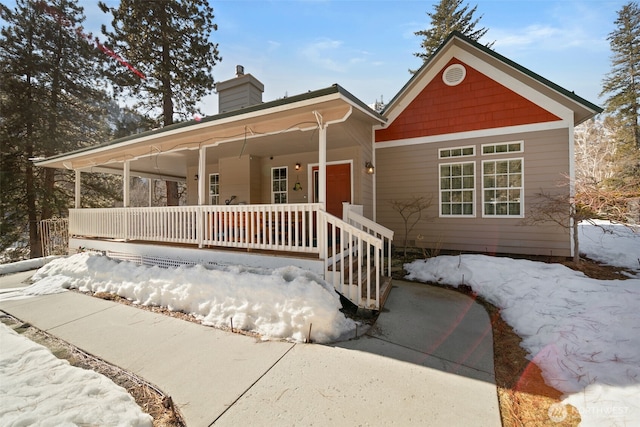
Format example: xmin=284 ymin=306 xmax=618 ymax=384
xmin=74 ymin=170 xmax=81 ymax=208
xmin=123 ymin=160 xmax=130 ymax=208
xmin=198 ymin=146 xmax=206 ymax=205
xmin=148 ymin=179 xmax=153 ymax=207
xmin=315 ymin=112 xmax=327 ymax=211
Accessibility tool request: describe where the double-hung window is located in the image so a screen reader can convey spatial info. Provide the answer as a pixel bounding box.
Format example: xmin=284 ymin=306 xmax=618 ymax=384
xmin=272 ymin=166 xmax=288 ymax=204
xmin=209 ymin=173 xmax=219 ymax=205
xmin=439 ymin=161 xmax=475 ymax=216
xmin=482 ymin=159 xmax=523 ymax=217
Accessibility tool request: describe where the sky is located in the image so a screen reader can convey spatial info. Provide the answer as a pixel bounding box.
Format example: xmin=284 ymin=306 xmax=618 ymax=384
xmin=2 ymin=1 xmax=625 ymax=115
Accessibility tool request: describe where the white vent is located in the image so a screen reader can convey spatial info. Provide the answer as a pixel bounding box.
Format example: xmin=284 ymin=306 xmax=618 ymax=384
xmin=442 ymin=64 xmax=466 ymax=86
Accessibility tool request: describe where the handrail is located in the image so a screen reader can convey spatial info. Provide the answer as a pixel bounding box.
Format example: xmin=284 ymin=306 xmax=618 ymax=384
xmin=319 ymin=210 xmax=383 ymax=310
xmin=343 ymin=206 xmax=394 ymax=277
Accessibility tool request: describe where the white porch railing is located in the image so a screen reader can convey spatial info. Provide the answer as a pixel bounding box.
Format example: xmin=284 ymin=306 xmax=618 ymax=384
xmin=342 ymin=204 xmax=394 ymax=278
xmin=69 ymin=203 xmax=389 ymax=310
xmin=70 ymin=204 xmax=322 ymax=253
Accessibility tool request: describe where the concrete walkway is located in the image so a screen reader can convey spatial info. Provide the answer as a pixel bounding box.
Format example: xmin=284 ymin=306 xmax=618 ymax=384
xmin=0 ymin=271 xmax=501 ymax=426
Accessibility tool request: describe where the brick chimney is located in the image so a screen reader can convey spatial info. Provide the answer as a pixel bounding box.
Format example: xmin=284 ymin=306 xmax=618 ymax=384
xmin=215 ymin=65 xmax=264 ymax=113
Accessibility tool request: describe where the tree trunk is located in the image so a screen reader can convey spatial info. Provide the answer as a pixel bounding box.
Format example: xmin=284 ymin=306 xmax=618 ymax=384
xmin=159 ymin=6 xmax=179 ymax=206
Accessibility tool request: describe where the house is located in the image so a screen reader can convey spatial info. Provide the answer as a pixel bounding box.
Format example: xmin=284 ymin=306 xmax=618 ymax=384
xmin=374 ymin=32 xmax=601 ymax=257
xmin=35 ymin=32 xmax=601 ymax=310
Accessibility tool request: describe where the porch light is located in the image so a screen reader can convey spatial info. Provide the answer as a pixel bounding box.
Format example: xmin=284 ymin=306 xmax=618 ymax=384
xmin=365 ymin=162 xmax=375 ymax=174
xmin=295 ymin=162 xmax=301 ymax=171
xmin=194 ymin=174 xmax=199 ymax=181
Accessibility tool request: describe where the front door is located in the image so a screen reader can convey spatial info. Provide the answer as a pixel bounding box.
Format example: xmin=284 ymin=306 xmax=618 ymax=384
xmin=313 ymin=163 xmax=351 ymax=218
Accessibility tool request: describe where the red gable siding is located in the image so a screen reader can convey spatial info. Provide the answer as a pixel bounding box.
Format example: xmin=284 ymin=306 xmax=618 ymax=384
xmin=376 ymin=58 xmax=561 ymax=142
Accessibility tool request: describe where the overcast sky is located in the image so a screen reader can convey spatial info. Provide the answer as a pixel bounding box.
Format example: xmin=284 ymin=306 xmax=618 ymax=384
xmin=5 ymin=1 xmax=624 ymax=116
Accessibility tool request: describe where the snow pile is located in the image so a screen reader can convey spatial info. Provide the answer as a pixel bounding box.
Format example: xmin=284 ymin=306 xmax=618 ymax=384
xmin=405 ymin=222 xmax=640 ymax=427
xmin=579 ymin=220 xmax=640 ymax=273
xmin=0 ymin=322 xmax=152 ymax=426
xmin=0 ymin=255 xmax=60 ymax=276
xmin=28 ymin=252 xmax=356 ymax=343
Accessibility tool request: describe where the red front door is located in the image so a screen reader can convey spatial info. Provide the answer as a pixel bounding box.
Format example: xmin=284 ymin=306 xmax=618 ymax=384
xmin=313 ymin=163 xmax=351 ymax=217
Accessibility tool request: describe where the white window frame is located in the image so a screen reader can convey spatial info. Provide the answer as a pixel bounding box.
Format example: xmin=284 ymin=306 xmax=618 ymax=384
xmin=439 ymin=161 xmax=476 ymax=218
xmin=481 ymin=141 xmax=524 ymax=156
xmin=439 ymin=145 xmax=475 ymax=159
xmin=208 ymin=173 xmax=219 ymax=205
xmin=482 ymin=158 xmax=524 ymax=218
xmin=271 ymin=166 xmax=288 ymax=204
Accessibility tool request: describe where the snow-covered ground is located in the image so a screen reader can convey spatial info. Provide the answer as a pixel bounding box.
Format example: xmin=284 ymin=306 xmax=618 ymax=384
xmin=405 ymin=221 xmax=640 ymax=427
xmin=15 ymin=254 xmax=357 ymax=343
xmin=0 ymin=221 xmax=637 ymax=425
xmin=0 ymin=322 xmax=152 ymax=426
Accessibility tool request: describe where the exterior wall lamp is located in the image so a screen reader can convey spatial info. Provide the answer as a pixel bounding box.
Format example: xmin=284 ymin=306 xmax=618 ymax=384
xmin=365 ymin=161 xmax=375 ymax=174
xmin=295 ymin=162 xmax=301 ymax=171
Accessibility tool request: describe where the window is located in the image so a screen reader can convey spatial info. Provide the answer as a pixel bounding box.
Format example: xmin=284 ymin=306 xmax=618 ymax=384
xmin=439 ymin=146 xmax=475 ymax=159
xmin=209 ymin=173 xmax=219 ymax=205
xmin=440 ymin=162 xmax=475 ymax=216
xmin=483 ymin=159 xmax=523 ymax=217
xmin=271 ymin=167 xmax=287 ymax=203
xmin=482 ymin=141 xmax=523 ymax=155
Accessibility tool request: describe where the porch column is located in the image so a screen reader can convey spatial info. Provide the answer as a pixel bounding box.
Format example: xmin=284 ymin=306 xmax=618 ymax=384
xmin=315 ymin=112 xmax=327 ymax=211
xmin=198 ymin=146 xmax=207 ymax=205
xmin=123 ymin=160 xmax=130 ymax=208
xmin=148 ymin=179 xmax=153 ymax=207
xmin=74 ymin=170 xmax=81 ymax=208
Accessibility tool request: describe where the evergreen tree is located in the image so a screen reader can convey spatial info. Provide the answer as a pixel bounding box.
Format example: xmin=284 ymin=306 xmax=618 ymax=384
xmin=413 ymin=0 xmax=492 ymax=67
xmin=99 ymin=0 xmax=222 ymax=205
xmin=0 ymin=0 xmax=112 ymax=258
xmin=600 ymin=1 xmax=640 ymax=197
xmin=601 ymin=1 xmax=640 ymax=150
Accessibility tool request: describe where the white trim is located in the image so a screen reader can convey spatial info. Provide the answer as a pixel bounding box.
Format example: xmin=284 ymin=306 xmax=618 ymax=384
xmin=480 ymin=157 xmax=525 ymax=219
xmin=375 ymin=121 xmax=567 ymax=150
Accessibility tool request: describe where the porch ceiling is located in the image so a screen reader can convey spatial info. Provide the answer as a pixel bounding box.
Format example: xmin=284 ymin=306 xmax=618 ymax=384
xmin=36 ymin=90 xmax=382 ymax=180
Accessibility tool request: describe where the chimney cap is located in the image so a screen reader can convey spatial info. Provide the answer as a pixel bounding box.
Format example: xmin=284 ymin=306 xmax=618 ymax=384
xmin=236 ymin=65 xmax=245 ymax=77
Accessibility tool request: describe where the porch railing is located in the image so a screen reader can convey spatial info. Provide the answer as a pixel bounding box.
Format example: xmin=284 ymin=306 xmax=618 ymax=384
xmin=70 ymin=204 xmax=322 ymax=254
xmin=69 ymin=203 xmax=388 ymax=309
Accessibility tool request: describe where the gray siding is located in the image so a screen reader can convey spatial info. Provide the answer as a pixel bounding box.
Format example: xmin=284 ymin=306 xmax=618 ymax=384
xmin=376 ymin=128 xmax=573 ymax=257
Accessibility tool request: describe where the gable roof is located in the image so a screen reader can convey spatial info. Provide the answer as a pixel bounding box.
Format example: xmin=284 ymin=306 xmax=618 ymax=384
xmin=382 ymin=31 xmax=602 ymax=126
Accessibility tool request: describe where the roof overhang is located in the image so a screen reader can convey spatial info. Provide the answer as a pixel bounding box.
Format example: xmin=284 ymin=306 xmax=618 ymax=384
xmin=35 ymin=85 xmax=385 ymax=178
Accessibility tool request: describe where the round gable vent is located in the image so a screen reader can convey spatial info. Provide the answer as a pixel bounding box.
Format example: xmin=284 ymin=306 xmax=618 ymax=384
xmin=442 ymin=64 xmax=466 ymax=86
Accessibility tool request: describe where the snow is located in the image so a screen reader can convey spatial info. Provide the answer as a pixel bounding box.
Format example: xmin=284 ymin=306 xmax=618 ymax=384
xmin=1 ymin=220 xmax=637 ymax=425
xmin=0 ymin=322 xmax=152 ymax=426
xmin=0 ymin=256 xmax=60 ymax=276
xmin=17 ymin=253 xmax=357 ymax=344
xmin=405 ymin=221 xmax=640 ymax=427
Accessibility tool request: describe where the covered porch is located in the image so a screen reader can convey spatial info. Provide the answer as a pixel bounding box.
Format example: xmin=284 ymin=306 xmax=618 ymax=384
xmin=36 ymin=85 xmax=393 ymax=310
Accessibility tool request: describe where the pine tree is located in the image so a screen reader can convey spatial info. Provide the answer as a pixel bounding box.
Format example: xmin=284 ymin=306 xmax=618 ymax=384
xmin=0 ymin=0 xmax=112 ymax=258
xmin=99 ymin=0 xmax=222 ymax=205
xmin=413 ymin=0 xmax=492 ymax=66
xmin=601 ymin=1 xmax=640 ymax=150
xmin=600 ymin=2 xmax=640 ymax=198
